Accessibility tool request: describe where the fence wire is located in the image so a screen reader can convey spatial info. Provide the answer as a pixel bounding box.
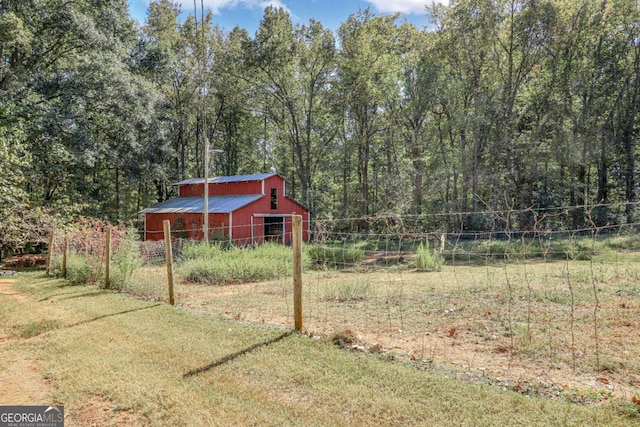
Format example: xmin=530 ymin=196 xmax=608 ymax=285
xmin=44 ymin=213 xmax=640 ymax=401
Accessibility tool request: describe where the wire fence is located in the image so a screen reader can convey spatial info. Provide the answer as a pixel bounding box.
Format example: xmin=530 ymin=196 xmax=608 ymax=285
xmin=43 ymin=211 xmax=640 ymax=401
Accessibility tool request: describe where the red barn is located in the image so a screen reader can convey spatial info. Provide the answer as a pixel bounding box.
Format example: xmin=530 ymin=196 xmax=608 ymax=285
xmin=140 ymin=173 xmax=310 ymax=244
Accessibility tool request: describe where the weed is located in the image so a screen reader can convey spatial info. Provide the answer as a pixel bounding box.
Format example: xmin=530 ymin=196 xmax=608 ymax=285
xmin=178 ymin=241 xmax=224 ymax=262
xmin=323 ymin=280 xmax=373 ymax=302
xmin=123 ymin=267 xmax=167 ymax=299
xmin=618 ymin=401 xmax=640 ymax=419
xmin=415 ymin=241 xmax=444 ymax=271
xmin=109 ymin=227 xmax=143 ymax=290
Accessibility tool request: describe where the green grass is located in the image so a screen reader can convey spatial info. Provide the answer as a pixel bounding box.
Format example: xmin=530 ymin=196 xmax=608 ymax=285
xmin=0 ymin=272 xmax=637 ymax=426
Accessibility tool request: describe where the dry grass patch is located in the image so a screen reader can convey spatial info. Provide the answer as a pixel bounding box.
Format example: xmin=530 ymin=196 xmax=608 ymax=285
xmin=0 ymin=272 xmax=638 ymax=425
xmin=178 ymin=256 xmax=640 ymax=404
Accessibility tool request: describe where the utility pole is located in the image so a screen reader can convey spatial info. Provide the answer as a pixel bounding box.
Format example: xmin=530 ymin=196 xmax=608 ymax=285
xmin=195 ymin=0 xmax=223 ymax=243
xmin=203 ymin=147 xmax=223 ymax=243
xmin=203 ymin=134 xmax=210 ymax=243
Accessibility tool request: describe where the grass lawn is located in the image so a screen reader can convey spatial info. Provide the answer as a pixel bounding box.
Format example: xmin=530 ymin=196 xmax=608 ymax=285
xmin=0 ymin=272 xmax=638 ymax=426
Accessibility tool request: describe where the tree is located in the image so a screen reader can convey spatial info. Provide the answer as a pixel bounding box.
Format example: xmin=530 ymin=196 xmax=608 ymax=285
xmin=337 ymin=9 xmax=402 ymax=225
xmin=246 ymin=7 xmax=338 ymax=211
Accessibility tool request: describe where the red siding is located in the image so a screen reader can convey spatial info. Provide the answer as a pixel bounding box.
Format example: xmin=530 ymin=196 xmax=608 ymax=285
xmin=145 ymin=212 xmax=229 ymax=241
xmin=179 ymin=180 xmax=264 ymax=197
xmin=230 ymin=195 xmax=310 ymax=244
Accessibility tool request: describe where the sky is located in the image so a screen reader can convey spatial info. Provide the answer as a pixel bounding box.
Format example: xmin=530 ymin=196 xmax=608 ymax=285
xmin=127 ymin=0 xmax=449 ymax=34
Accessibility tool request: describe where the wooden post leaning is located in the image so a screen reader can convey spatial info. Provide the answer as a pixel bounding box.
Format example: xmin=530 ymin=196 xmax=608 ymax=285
xmin=62 ymin=234 xmax=68 ymax=278
xmin=292 ymin=215 xmax=303 ymax=331
xmin=104 ymin=228 xmax=111 ymax=289
xmin=163 ymin=220 xmax=175 ymax=305
xmin=45 ymin=230 xmax=55 ymax=275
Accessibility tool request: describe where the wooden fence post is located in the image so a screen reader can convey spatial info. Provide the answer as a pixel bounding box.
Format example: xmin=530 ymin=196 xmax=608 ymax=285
xmin=163 ymin=220 xmax=175 ymax=305
xmin=62 ymin=234 xmax=68 ymax=278
xmin=45 ymin=230 xmax=55 ymax=275
xmin=292 ymin=215 xmax=303 ymax=331
xmin=104 ymin=228 xmax=111 ymax=289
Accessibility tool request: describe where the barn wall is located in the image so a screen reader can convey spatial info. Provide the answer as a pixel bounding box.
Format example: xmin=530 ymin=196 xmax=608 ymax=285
xmin=145 ymin=213 xmax=229 ymax=241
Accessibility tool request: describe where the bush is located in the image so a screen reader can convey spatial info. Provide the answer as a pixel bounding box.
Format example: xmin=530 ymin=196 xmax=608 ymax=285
xmin=65 ymin=253 xmax=98 ymax=285
xmin=604 ymin=234 xmax=640 ymax=251
xmin=415 ymin=241 xmax=444 ymax=271
xmin=306 ymin=243 xmax=365 ymax=268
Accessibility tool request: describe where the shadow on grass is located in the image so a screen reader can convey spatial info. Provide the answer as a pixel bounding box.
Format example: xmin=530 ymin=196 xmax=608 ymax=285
xmin=38 ymin=289 xmax=97 ymax=301
xmin=64 ymin=304 xmax=164 ymax=329
xmin=55 ymin=290 xmax=111 ymax=301
xmin=15 ymin=304 xmax=164 ymax=339
xmin=183 ymin=331 xmax=294 ymax=378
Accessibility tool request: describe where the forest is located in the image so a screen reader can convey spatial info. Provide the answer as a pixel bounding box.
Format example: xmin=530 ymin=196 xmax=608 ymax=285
xmin=2 ymin=0 xmax=640 ymax=244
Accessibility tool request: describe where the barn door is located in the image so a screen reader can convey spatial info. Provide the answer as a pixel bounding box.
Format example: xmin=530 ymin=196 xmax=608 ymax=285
xmin=264 ymin=217 xmax=284 ymax=243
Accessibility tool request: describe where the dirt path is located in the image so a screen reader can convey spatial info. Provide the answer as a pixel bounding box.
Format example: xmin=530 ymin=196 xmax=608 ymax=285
xmin=0 ymin=278 xmax=27 ymax=301
xmin=0 ymin=278 xmax=52 ymax=405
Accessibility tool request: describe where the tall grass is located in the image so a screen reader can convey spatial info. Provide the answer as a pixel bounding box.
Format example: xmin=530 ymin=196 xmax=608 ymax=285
xmin=306 ymin=243 xmax=366 ymax=268
xmin=177 ymin=242 xmax=309 ymax=285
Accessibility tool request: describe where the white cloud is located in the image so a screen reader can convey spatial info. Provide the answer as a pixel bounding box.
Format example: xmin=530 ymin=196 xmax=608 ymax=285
xmin=200 ymin=0 xmax=290 ymax=15
xmin=363 ymin=0 xmax=449 ymax=15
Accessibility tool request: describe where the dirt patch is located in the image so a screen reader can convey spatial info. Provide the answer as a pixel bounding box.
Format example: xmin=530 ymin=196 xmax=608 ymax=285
xmin=0 ymin=278 xmax=53 ymax=406
xmin=0 ymin=278 xmax=28 ymax=302
xmin=68 ymin=395 xmax=140 ymax=427
xmin=0 ymin=357 xmax=51 ymax=405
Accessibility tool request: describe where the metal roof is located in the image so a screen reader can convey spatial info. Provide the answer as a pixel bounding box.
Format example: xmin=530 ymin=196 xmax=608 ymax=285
xmin=174 ymin=173 xmax=279 ymax=186
xmin=140 ymin=195 xmax=263 ymax=214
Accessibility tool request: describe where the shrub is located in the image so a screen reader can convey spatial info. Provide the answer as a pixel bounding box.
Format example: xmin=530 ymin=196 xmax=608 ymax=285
xmin=543 ymin=240 xmax=594 ymax=260
xmin=415 ymin=241 xmax=444 ymax=271
xmin=604 ymin=234 xmax=640 ymax=251
xmin=65 ymin=253 xmax=98 ymax=285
